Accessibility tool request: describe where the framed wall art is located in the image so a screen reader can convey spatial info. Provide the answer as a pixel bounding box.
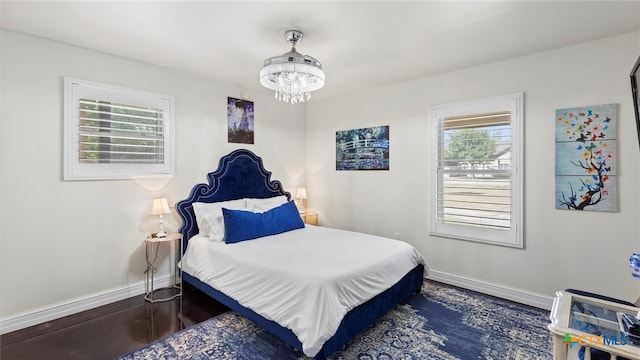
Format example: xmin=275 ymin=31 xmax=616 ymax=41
xmin=227 ymin=97 xmax=254 ymax=144
xmin=336 ymin=125 xmax=389 ymax=171
xmin=555 ymin=103 xmax=617 ymax=212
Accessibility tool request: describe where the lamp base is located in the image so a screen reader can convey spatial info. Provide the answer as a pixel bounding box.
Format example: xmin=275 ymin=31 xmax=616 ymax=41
xmin=155 ymin=230 xmax=167 ymax=238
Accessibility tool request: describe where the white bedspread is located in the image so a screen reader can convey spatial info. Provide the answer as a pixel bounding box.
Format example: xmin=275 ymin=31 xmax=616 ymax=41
xmin=179 ymin=225 xmax=426 ymax=357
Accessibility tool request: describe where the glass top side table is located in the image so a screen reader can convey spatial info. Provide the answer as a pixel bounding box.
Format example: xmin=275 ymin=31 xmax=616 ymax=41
xmin=144 ymin=233 xmax=183 ymax=303
xmin=549 ymin=290 xmax=640 ymax=360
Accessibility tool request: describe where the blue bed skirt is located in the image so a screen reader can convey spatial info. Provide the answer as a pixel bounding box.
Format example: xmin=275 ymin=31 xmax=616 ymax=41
xmin=182 ymin=264 xmax=424 ymax=359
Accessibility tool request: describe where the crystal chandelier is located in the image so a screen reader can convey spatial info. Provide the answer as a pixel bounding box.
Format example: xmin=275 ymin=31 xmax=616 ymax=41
xmin=259 ymin=30 xmax=325 ymax=104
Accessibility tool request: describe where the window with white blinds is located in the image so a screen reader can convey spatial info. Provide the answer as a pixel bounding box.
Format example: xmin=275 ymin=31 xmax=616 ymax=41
xmin=430 ymin=94 xmax=523 ymax=247
xmin=64 ymin=78 xmax=174 ymax=180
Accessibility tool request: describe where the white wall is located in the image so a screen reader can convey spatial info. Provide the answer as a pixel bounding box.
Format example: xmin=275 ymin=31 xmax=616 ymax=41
xmin=306 ymin=32 xmax=640 ymax=303
xmin=0 ymin=30 xmax=306 ymax=325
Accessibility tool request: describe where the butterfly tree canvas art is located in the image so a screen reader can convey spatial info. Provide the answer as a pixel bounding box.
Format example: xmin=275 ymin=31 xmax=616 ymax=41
xmin=555 ymin=103 xmax=617 ymax=212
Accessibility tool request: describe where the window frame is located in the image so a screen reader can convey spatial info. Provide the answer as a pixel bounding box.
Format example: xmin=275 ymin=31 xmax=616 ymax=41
xmin=64 ymin=77 xmax=175 ymax=181
xmin=430 ymin=93 xmax=524 ymax=248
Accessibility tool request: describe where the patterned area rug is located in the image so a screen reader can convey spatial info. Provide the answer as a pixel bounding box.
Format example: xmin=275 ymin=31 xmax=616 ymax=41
xmin=117 ymin=280 xmax=552 ymax=359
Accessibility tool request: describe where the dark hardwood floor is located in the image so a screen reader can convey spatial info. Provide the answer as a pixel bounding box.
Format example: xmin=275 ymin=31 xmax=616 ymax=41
xmin=1 ymin=284 xmax=229 ymax=360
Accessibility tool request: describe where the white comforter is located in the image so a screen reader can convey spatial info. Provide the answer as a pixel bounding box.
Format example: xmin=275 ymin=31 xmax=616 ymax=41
xmin=179 ymin=225 xmax=426 ymax=357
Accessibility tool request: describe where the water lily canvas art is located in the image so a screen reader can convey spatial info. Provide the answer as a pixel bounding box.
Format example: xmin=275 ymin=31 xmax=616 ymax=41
xmin=555 ymin=103 xmax=617 ymax=212
xmin=336 ymin=125 xmax=389 ymax=170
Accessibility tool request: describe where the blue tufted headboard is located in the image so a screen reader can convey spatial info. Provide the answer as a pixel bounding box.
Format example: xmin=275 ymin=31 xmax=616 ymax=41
xmin=176 ymin=149 xmax=290 ymax=254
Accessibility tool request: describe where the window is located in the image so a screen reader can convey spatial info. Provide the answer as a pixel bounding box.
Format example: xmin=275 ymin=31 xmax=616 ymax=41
xmin=64 ymin=78 xmax=174 ymax=180
xmin=430 ymin=93 xmax=523 ymax=247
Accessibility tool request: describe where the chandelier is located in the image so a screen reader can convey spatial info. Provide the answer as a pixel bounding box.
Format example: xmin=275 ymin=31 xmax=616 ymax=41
xmin=259 ymin=30 xmax=325 ymax=104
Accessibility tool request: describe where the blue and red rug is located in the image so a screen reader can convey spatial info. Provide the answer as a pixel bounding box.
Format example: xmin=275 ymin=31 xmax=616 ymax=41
xmin=117 ymin=280 xmax=552 ymax=359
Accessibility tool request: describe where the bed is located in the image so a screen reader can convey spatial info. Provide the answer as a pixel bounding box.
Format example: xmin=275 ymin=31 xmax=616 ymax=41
xmin=176 ymin=149 xmax=426 ymax=359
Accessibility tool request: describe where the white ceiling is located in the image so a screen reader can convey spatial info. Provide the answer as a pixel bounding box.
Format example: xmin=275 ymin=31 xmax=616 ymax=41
xmin=2 ymin=1 xmax=639 ymax=100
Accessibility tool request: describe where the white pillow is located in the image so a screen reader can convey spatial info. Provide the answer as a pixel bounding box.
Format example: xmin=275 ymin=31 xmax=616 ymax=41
xmin=245 ymin=195 xmax=288 ymax=213
xmin=192 ymin=199 xmax=246 ymax=241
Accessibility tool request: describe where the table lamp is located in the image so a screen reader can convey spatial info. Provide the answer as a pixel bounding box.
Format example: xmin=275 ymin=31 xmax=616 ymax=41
xmin=150 ymin=197 xmax=170 ymax=238
xmin=296 ymin=187 xmax=307 ymax=214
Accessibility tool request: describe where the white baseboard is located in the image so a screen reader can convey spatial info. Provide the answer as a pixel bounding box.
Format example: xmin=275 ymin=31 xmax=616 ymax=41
xmin=427 ymin=270 xmax=554 ymax=310
xmin=0 ymin=275 xmax=172 ymax=335
xmin=2 ymin=271 xmax=553 ymax=335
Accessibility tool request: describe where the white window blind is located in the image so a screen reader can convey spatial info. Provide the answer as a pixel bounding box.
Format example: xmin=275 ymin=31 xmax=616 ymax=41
xmin=64 ymin=78 xmax=174 ymax=180
xmin=77 ymin=99 xmax=165 ymax=164
xmin=431 ymin=94 xmax=523 ymax=247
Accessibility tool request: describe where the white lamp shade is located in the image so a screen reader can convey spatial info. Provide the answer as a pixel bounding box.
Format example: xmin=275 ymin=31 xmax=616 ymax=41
xmin=296 ymin=188 xmax=307 ymax=200
xmin=150 ymin=197 xmax=171 ymax=216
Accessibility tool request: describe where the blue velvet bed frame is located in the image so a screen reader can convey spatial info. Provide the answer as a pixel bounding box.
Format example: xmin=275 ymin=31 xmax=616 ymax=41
xmin=176 ymin=149 xmax=424 ymax=359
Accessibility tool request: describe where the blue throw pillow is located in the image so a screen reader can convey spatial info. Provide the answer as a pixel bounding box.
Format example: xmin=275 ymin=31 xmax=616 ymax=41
xmin=222 ymin=200 xmax=305 ymax=244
